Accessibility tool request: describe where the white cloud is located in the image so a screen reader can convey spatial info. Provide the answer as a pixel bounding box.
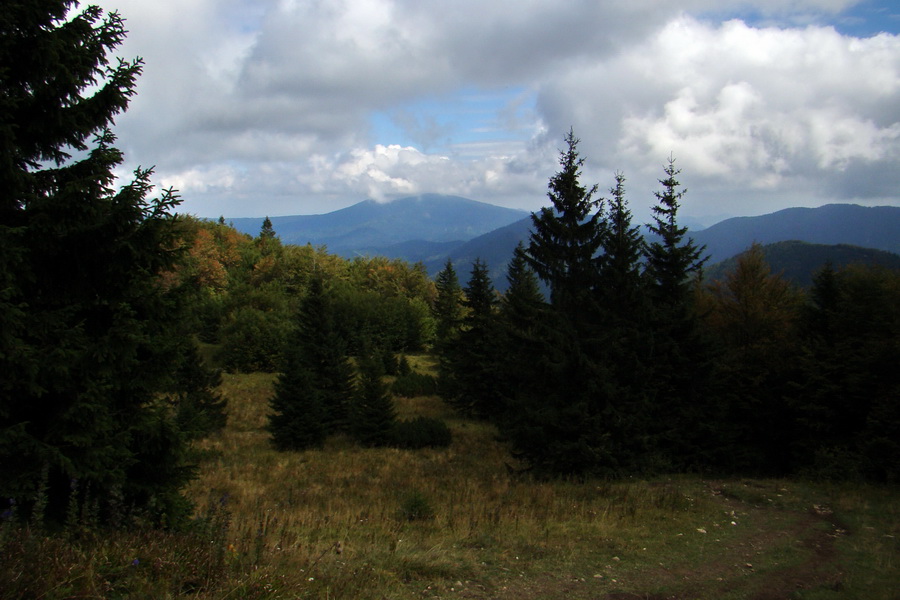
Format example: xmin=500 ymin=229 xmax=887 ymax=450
xmin=538 ymin=16 xmax=900 ymax=217
xmin=89 ymin=0 xmax=900 ymax=220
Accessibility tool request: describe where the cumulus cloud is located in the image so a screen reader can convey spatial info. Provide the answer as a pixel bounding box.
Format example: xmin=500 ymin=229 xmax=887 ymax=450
xmin=538 ymin=16 xmax=900 ymax=216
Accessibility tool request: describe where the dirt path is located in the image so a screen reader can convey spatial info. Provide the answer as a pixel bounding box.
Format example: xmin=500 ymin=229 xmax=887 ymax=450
xmin=460 ymin=482 xmax=849 ymax=600
xmin=600 ymin=483 xmax=848 ymax=600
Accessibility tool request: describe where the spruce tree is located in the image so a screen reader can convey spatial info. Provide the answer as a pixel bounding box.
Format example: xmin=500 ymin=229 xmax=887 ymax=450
xmin=0 ymin=1 xmax=199 ymax=524
xmin=592 ymin=173 xmax=656 ymax=470
xmin=527 ymin=129 xmax=606 ymax=320
xmin=445 ymin=259 xmax=500 ymax=418
xmin=260 ymin=216 xmax=277 ymax=240
xmin=509 ymin=133 xmax=617 ymax=475
xmin=350 ymin=354 xmax=396 ymax=447
xmin=642 ymin=158 xmax=712 ymax=470
xmin=268 ymin=276 xmax=354 ymax=449
xmin=269 ymin=363 xmax=326 ymax=451
xmin=598 ymin=172 xmax=646 ymax=324
xmin=433 ymin=259 xmax=463 ymax=346
xmin=644 ymin=157 xmax=707 ymax=306
xmin=495 ymin=244 xmax=547 ymax=420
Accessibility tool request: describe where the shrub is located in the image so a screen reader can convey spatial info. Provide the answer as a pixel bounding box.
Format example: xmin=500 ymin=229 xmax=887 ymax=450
xmin=390 ymin=417 xmax=452 ymax=449
xmin=396 ymin=490 xmax=435 ymax=521
xmin=391 ymin=372 xmax=438 ymax=398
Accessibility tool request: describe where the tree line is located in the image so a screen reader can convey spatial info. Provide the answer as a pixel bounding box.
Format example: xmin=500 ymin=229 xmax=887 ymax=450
xmin=435 ymin=131 xmax=899 ymax=482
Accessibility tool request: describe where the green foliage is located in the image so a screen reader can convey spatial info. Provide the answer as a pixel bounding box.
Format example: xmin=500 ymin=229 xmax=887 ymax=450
xmin=396 ymin=489 xmax=436 ymax=521
xmin=267 ymin=277 xmax=355 ymax=450
xmin=0 ymin=0 xmax=204 ymax=526
xmin=442 ymin=259 xmax=503 ymax=418
xmin=170 ymin=345 xmax=228 ymax=440
xmin=219 ymin=305 xmax=291 ymax=373
xmin=790 ymin=264 xmax=900 ymax=482
xmin=350 ymin=354 xmax=397 ymax=447
xmin=700 ymin=244 xmax=805 ymax=473
xmin=527 ymin=129 xmax=606 ymax=316
xmin=390 ymin=417 xmax=452 ymax=449
xmin=391 ymin=371 xmax=439 ymax=398
xmin=331 ymin=283 xmax=431 ymax=354
xmin=433 ymin=259 xmax=464 ymax=347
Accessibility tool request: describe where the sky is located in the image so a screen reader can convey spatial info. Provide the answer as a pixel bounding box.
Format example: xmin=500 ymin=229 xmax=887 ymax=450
xmin=94 ymin=0 xmax=900 ymax=224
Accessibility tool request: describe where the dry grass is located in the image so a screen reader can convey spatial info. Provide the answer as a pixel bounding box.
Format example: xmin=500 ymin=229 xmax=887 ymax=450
xmin=4 ymin=354 xmax=897 ymax=599
xmin=179 ymin=362 xmax=749 ymax=598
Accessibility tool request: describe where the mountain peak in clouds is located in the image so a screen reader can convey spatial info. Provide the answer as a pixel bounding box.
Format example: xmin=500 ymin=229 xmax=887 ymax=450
xmin=225 ymin=194 xmax=527 ymax=256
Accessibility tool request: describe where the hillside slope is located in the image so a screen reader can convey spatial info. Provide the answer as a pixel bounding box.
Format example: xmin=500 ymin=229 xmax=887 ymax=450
xmin=705 ymin=240 xmax=900 ymax=287
xmin=691 ymin=204 xmax=900 ymax=264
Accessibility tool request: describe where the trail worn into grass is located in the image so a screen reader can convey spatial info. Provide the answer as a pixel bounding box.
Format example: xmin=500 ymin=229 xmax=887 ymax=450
xmin=445 ymin=482 xmax=849 ymax=600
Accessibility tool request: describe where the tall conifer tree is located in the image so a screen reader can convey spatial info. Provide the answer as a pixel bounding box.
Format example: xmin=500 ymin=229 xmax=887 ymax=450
xmin=433 ymin=259 xmax=463 ymax=347
xmin=598 ymin=172 xmax=646 ymax=324
xmin=445 ymin=259 xmax=500 ymax=418
xmin=268 ymin=276 xmax=354 ymax=449
xmin=527 ymin=130 xmax=606 ymax=320
xmin=351 ymin=353 xmax=397 ymax=447
xmin=644 ymin=158 xmax=706 ymax=306
xmin=508 ymin=132 xmax=617 ymax=475
xmin=0 ymin=1 xmax=202 ymax=524
xmin=642 ymin=158 xmax=712 ymax=469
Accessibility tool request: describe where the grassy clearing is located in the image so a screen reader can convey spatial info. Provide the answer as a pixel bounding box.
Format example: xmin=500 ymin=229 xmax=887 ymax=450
xmin=3 ymin=356 xmax=898 ymax=599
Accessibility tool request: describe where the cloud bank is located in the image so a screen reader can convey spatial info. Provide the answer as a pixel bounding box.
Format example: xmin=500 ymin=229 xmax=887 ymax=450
xmin=98 ymin=0 xmax=900 ymax=221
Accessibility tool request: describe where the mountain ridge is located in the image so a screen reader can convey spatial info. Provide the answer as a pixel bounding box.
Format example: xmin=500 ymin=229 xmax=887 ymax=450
xmin=224 ymin=198 xmax=900 ymax=289
xmin=225 ymin=194 xmax=527 ymax=256
xmin=691 ymin=203 xmax=900 ymax=263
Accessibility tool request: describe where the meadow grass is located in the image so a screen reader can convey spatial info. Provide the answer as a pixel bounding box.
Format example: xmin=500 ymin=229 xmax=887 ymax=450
xmin=2 ymin=355 xmax=897 ymax=599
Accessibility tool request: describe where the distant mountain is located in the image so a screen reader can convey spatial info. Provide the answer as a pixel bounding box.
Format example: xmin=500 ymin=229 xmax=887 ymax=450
xmin=691 ymin=204 xmax=900 ymax=264
xmin=423 ymin=217 xmax=534 ymax=285
xmin=705 ymin=241 xmax=900 ymax=288
xmin=226 ymin=194 xmax=527 ymax=257
xmin=423 ymin=203 xmax=900 ymax=292
xmin=227 ymin=200 xmax=900 ymax=291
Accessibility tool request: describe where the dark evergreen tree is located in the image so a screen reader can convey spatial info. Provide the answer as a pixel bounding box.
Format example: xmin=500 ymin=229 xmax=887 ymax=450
xmin=171 ymin=345 xmax=228 ymax=440
xmin=597 ymin=172 xmax=646 ymax=324
xmin=267 ymin=276 xmax=355 ymax=449
xmin=444 ymin=259 xmax=500 ymax=418
xmin=433 ymin=259 xmax=463 ymax=347
xmin=259 ymin=216 xmax=277 ymax=240
xmin=591 ymin=173 xmax=657 ymax=470
xmin=495 ymin=244 xmax=550 ymax=423
xmin=644 ymin=157 xmax=707 ymax=306
xmin=502 ymin=243 xmax=546 ymax=317
xmin=268 ymin=364 xmax=326 ymax=451
xmin=506 ymin=133 xmax=618 ymax=475
xmin=527 ymin=129 xmax=606 ymax=319
xmin=0 ymin=1 xmax=199 ymax=524
xmin=350 ymin=354 xmax=397 ymax=447
xmin=791 ymin=264 xmax=900 ymax=481
xmin=641 ymin=157 xmax=713 ymax=470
